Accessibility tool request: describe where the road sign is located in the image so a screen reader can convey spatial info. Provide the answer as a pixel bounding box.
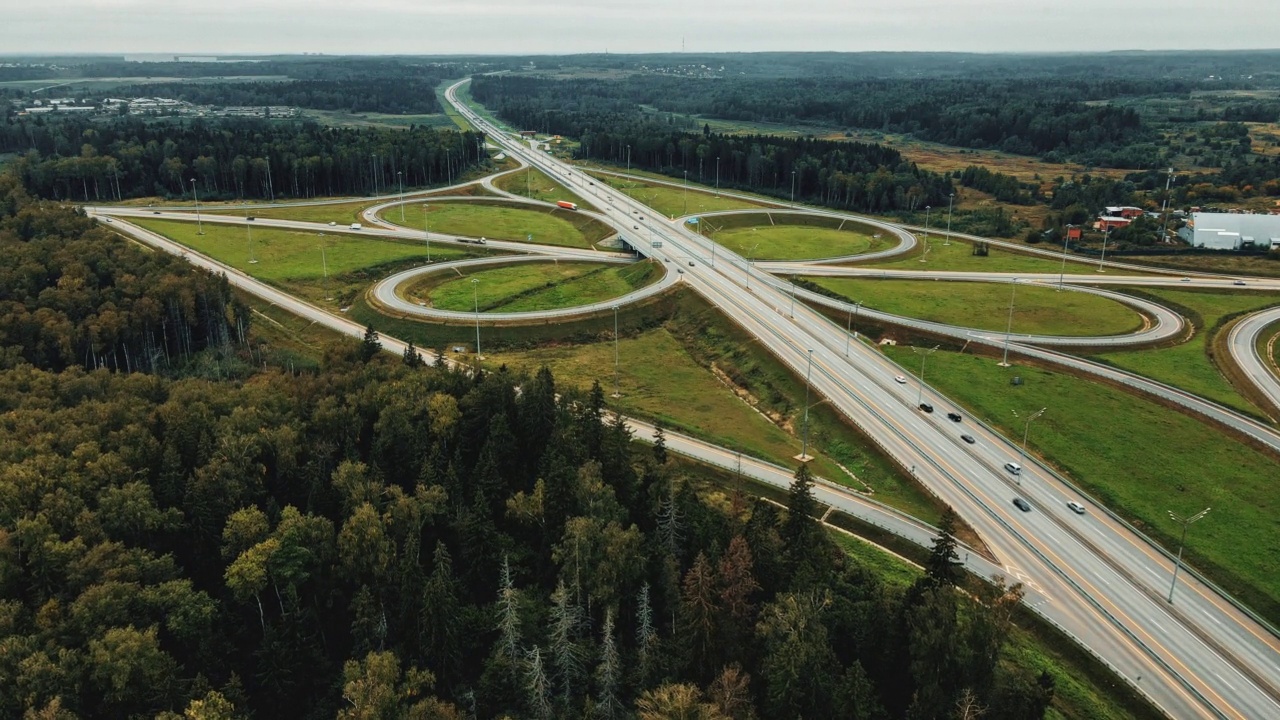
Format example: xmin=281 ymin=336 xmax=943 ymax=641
xmin=527 ymin=234 xmax=532 ymax=242
xmin=651 ymin=241 xmax=664 ymax=248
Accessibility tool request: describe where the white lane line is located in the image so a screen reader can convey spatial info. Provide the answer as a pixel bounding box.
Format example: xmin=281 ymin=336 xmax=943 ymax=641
xmin=1213 ymin=673 xmax=1237 ymax=692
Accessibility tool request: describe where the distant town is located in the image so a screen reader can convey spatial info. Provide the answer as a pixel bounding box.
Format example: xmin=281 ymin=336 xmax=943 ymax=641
xmin=11 ymin=95 xmax=300 ymax=119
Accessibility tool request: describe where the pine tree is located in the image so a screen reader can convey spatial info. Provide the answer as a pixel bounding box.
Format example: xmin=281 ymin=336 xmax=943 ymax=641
xmin=781 ymin=463 xmax=819 ymax=554
xmin=652 ymin=423 xmax=668 ymax=465
xmin=496 ymin=555 xmax=521 ymax=669
xmin=656 ymin=484 xmax=684 ymax=559
xmin=421 ymin=541 xmax=461 ymax=688
xmin=359 ymin=324 xmax=382 ymax=363
xmin=594 ymin=608 xmax=624 ymax=720
xmin=548 ymin=579 xmax=586 ymax=705
xmin=678 ymin=551 xmax=720 ymax=679
xmin=635 ymin=582 xmax=659 ymax=685
xmin=524 ymin=646 xmax=553 ymax=720
xmin=403 ymin=340 xmax=424 ymax=368
xmin=925 ymin=507 xmax=962 ymax=588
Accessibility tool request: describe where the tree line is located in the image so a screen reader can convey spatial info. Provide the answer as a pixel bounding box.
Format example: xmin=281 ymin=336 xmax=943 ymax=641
xmin=93 ymin=77 xmax=449 ymax=115
xmin=0 ymin=198 xmax=1062 ymax=718
xmin=1 ymin=116 xmax=487 ymax=201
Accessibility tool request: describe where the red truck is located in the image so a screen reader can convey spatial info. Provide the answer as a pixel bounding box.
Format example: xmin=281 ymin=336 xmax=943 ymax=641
xmin=556 ymin=200 xmax=578 ymax=210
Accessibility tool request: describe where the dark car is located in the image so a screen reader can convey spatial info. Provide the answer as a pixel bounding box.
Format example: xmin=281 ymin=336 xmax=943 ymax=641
xmin=1012 ymin=498 xmax=1032 ymax=512
xmin=960 ymin=434 xmax=975 ymax=444
xmin=947 ymin=412 xmax=962 ymax=422
xmin=246 ymin=216 xmax=255 ymax=221
xmin=919 ymin=403 xmax=934 ymax=413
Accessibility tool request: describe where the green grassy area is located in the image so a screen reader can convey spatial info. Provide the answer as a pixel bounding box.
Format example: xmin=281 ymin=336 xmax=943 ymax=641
xmin=595 ymin=173 xmax=765 ymax=217
xmin=479 ymin=290 xmax=944 ymax=525
xmin=882 ymin=345 xmax=1280 ymax=623
xmin=707 ymin=222 xmax=887 ymax=261
xmin=1106 ymin=253 xmax=1280 ymax=279
xmin=237 ymin=290 xmax=347 ymax=371
xmin=1095 ymin=288 xmax=1280 ymax=416
xmin=127 ymin=217 xmax=474 ymax=308
xmin=436 ymin=78 xmax=474 ymax=131
xmin=385 ymin=201 xmax=613 ymax=249
xmin=868 ymin=237 xmax=1101 ymax=275
xmin=807 ymin=278 xmax=1143 ymax=337
xmin=419 ymin=260 xmax=660 ymax=312
xmin=493 ymin=166 xmax=592 ymax=209
xmin=203 ymin=200 xmax=375 ymax=225
xmin=299 ymin=109 xmax=455 ymax=129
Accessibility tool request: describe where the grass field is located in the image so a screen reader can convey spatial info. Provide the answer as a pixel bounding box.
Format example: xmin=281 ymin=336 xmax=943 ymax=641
xmin=882 ymin=345 xmax=1280 ymax=623
xmin=493 ymin=166 xmax=592 ymax=209
xmin=808 ymin=278 xmax=1143 ymax=337
xmin=1118 ymin=253 xmax=1280 ymax=279
xmin=203 ymin=200 xmax=375 ymax=225
xmin=386 ymin=201 xmax=613 ymax=249
xmin=595 ymin=174 xmax=766 ymax=217
xmin=708 ymin=222 xmax=888 ymax=261
xmin=299 ymin=109 xmax=455 ymax=129
xmin=867 ymin=237 xmax=1099 ymax=275
xmin=419 ymin=261 xmax=660 ymax=312
xmin=1095 ymin=288 xmax=1280 ymax=416
xmin=128 ymin=217 xmax=473 ymax=307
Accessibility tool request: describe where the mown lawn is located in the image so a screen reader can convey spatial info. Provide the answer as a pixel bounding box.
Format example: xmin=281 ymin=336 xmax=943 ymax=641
xmin=709 ymin=223 xmax=887 ymax=261
xmin=423 ymin=261 xmax=660 ymax=312
xmin=596 ymin=174 xmax=765 ymax=218
xmin=386 ymin=201 xmax=611 ymax=249
xmin=882 ymin=345 xmax=1280 ymax=624
xmin=868 ymin=237 xmax=1100 ymax=274
xmin=1095 ymin=288 xmax=1280 ymax=415
xmin=202 ymin=200 xmax=375 ymax=226
xmin=808 ymin=278 xmax=1143 ymax=337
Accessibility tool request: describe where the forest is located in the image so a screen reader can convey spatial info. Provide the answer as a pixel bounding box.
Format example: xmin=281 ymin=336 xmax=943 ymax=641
xmin=94 ymin=78 xmax=446 ymax=115
xmin=0 ymin=184 xmax=1060 ymax=719
xmin=0 ymin=116 xmax=487 ymax=201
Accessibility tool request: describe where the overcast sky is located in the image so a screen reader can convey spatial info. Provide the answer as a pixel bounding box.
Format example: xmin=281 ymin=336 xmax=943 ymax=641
xmin=5 ymin=0 xmax=1279 ymax=55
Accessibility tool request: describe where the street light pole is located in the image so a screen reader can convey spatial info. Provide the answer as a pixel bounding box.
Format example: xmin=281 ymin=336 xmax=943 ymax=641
xmin=845 ymin=301 xmax=862 ymax=356
xmin=745 ymin=242 xmax=760 ymax=291
xmin=320 ymin=233 xmax=331 ymax=300
xmin=715 ymin=156 xmax=720 ymax=197
xmin=790 ymin=170 xmax=796 ymax=203
xmin=422 ymin=204 xmax=431 ymax=262
xmin=801 ymin=349 xmax=814 ymax=461
xmin=1057 ymin=232 xmax=1070 ymax=291
xmin=1166 ymin=507 xmax=1210 ymax=605
xmin=626 ymin=145 xmax=631 ymax=172
xmin=683 ymin=170 xmax=688 ymax=216
xmin=612 ymin=305 xmax=621 ymax=398
xmin=1159 ymin=167 xmax=1175 ymax=244
xmin=924 ymin=205 xmax=931 ymax=240
xmin=789 ymin=277 xmax=797 ymax=319
xmin=999 ymin=279 xmax=1019 ymax=367
xmin=190 ymin=179 xmax=203 ymax=235
xmin=398 ymin=171 xmax=405 ymax=223
xmin=1014 ymin=407 xmax=1046 ymax=460
xmin=944 ymin=193 xmax=954 ymax=246
xmin=912 ymin=345 xmax=940 ymax=407
xmin=1098 ymin=228 xmax=1111 ymax=272
xmin=471 ymin=277 xmax=481 ymax=361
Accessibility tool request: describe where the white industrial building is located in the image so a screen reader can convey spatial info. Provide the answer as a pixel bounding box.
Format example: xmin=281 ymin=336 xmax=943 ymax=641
xmin=1181 ymin=212 xmax=1280 ymax=251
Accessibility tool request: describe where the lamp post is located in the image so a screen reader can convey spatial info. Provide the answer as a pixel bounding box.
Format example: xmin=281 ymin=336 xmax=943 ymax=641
xmin=1057 ymin=232 xmax=1070 ymax=291
xmin=190 ymin=179 xmax=203 ymax=235
xmin=398 ymin=171 xmax=405 ymax=224
xmin=845 ymin=301 xmax=862 ymax=356
xmin=243 ymin=202 xmax=257 ymax=264
xmin=789 ymin=276 xmax=797 ymax=319
xmin=745 ymin=242 xmax=760 ymax=291
xmin=611 ymin=305 xmax=621 ymax=398
xmin=1098 ymin=228 xmax=1111 ymax=272
xmin=1166 ymin=507 xmax=1210 ymax=605
xmin=320 ymin=233 xmax=331 ymax=300
xmin=924 ymin=205 xmax=931 ymax=240
xmin=626 ymin=144 xmax=631 ymax=172
xmin=422 ymin=204 xmax=431 ymax=262
xmin=715 ymin=156 xmax=720 ymax=197
xmin=683 ymin=170 xmax=688 ymax=216
xmin=1013 ymin=407 xmax=1046 ymax=461
xmin=1159 ymin=167 xmax=1175 ymax=244
xmin=790 ymin=170 xmax=796 ymax=203
xmin=944 ymin=193 xmax=954 ymax=246
xmin=471 ymin=277 xmax=481 ymax=360
xmin=800 ymin=349 xmax=814 ymax=461
xmin=999 ymin=279 xmax=1019 ymax=367
xmin=371 ymin=154 xmax=378 ymax=195
xmin=912 ymin=345 xmax=939 ymax=407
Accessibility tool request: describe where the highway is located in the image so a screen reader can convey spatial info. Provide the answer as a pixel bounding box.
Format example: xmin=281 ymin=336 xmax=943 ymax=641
xmin=445 ymin=79 xmax=1280 ymax=719
xmin=86 ymin=80 xmax=1280 ymax=719
xmin=1227 ymin=306 xmax=1280 ymax=416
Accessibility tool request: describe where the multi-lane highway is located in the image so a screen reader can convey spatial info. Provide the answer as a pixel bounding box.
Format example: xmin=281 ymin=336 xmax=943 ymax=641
xmin=444 ymin=79 xmax=1280 ymax=719
xmin=87 ymin=79 xmax=1280 ymax=719
xmin=1228 ymin=307 xmax=1280 ymax=416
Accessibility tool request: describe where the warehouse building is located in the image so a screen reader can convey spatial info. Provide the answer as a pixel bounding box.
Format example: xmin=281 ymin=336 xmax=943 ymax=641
xmin=1180 ymin=212 xmax=1280 ymax=251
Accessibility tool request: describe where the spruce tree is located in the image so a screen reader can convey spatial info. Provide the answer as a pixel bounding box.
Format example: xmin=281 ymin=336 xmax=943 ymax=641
xmin=402 ymin=340 xmax=424 ymax=368
xmin=359 ymin=324 xmax=382 ymax=363
xmin=925 ymin=507 xmax=963 ymax=588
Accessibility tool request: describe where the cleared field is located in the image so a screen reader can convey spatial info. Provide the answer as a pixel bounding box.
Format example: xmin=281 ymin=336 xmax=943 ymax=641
xmin=596 ymin=174 xmax=765 ymax=217
xmin=706 ymin=218 xmax=893 ymax=261
xmin=299 ymin=109 xmax=455 ymax=129
xmin=808 ymin=278 xmax=1143 ymax=337
xmin=420 ymin=261 xmax=660 ymax=313
xmin=386 ymin=201 xmax=613 ymax=249
xmin=493 ymin=166 xmax=592 ymax=208
xmin=203 ymin=200 xmax=375 ymax=226
xmin=1095 ymin=288 xmax=1280 ymax=415
xmin=1117 ymin=253 xmax=1280 ymax=279
xmin=867 ymin=237 xmax=1099 ymax=274
xmin=882 ymin=345 xmax=1280 ymax=623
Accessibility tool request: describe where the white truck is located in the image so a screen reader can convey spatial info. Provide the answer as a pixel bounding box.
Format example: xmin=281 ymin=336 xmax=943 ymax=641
xmin=350 ymin=223 xmax=362 ymax=230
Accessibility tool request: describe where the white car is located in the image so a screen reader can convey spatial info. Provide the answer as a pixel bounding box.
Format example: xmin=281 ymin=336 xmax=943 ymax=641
xmin=1067 ymin=501 xmax=1087 ymax=515
xmin=894 ymin=375 xmax=907 ymax=384
xmin=1180 ymin=277 xmax=1191 ymax=282
xmin=329 ymin=221 xmax=337 ymax=226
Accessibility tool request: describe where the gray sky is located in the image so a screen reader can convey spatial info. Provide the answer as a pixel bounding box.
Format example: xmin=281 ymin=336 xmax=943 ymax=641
xmin=5 ymin=0 xmax=1279 ymax=55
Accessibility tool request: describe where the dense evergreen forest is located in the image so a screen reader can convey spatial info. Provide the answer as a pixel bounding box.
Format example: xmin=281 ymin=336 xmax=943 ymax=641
xmin=471 ymin=74 xmax=1156 ymax=167
xmin=95 ymin=78 xmax=445 ymax=115
xmin=0 ymin=187 xmax=1059 ymax=718
xmin=0 ymin=117 xmax=487 ymax=201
